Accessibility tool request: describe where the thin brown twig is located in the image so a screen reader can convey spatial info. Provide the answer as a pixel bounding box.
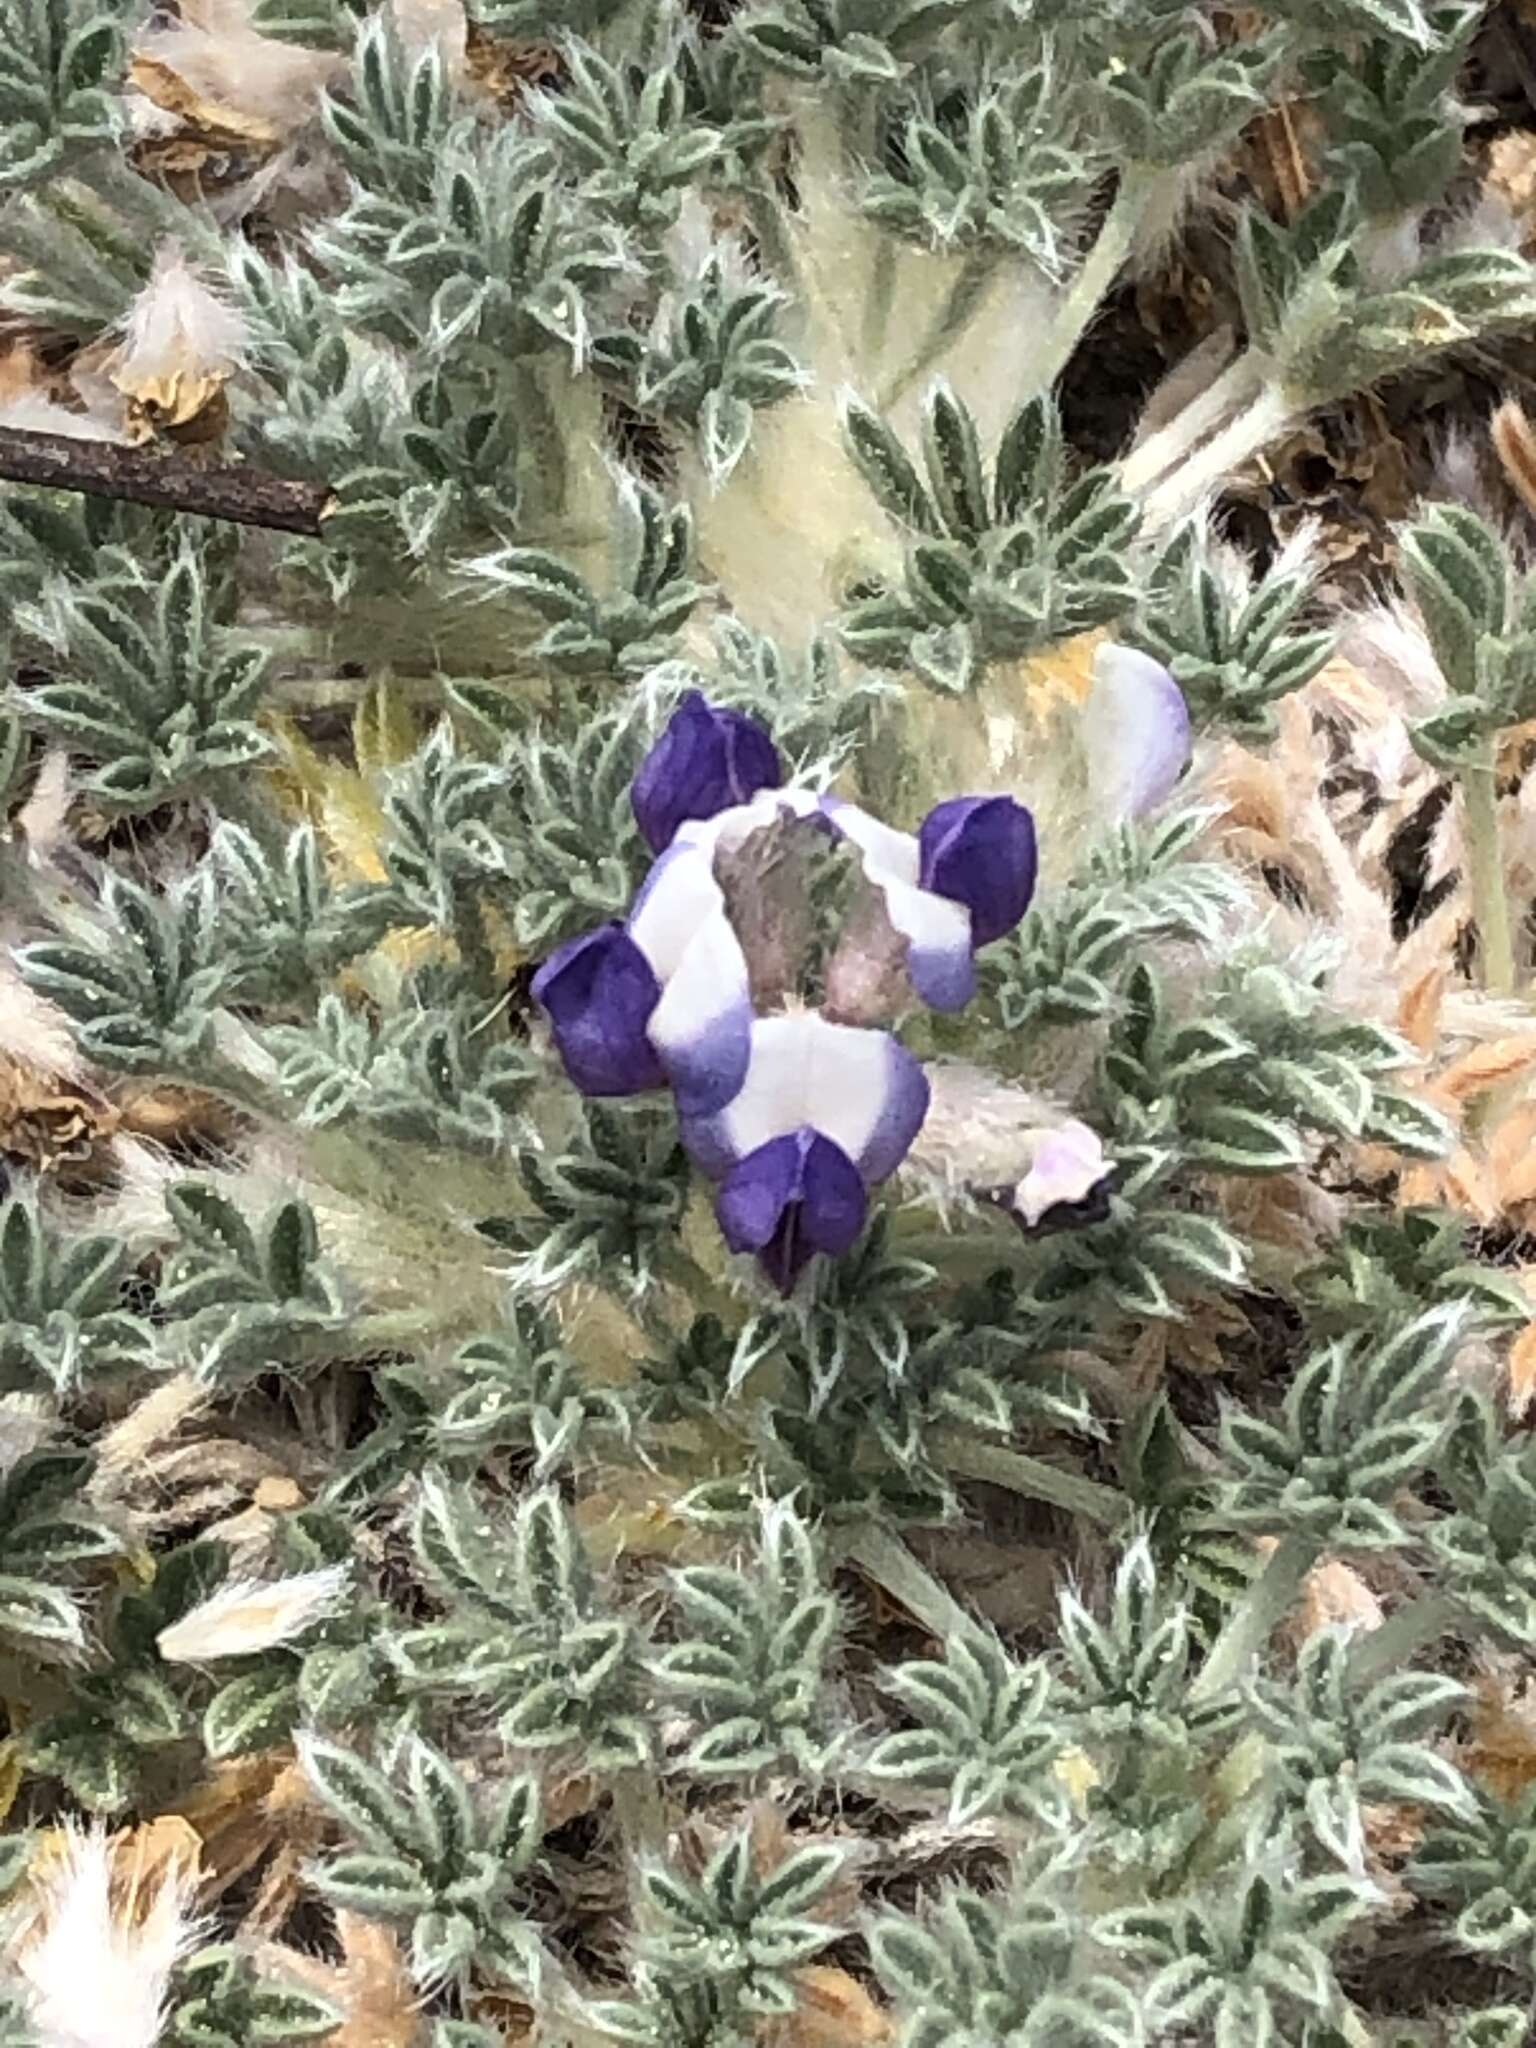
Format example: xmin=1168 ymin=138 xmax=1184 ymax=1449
xmin=0 ymin=427 xmax=334 ymax=536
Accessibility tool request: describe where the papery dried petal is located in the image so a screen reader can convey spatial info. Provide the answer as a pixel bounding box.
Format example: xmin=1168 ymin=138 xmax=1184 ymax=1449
xmin=821 ymin=797 xmax=975 ymax=1011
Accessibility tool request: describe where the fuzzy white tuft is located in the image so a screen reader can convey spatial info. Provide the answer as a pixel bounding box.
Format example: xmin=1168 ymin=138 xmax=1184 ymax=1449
xmin=112 ymin=243 xmax=248 ymax=393
xmin=0 ymin=390 xmax=128 ymax=444
xmin=1341 ymin=601 xmax=1448 ymax=714
xmin=10 ymin=1827 xmax=200 ymax=2048
xmin=133 ymin=0 xmax=341 ymax=135
xmin=0 ymin=960 xmax=84 ymax=1079
xmin=156 ymin=1562 xmax=349 ymax=1663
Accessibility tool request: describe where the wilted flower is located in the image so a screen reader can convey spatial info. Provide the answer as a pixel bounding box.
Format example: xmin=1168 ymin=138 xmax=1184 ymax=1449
xmin=533 ymin=692 xmax=1039 ymax=1288
xmin=1014 ymin=1121 xmax=1112 ymax=1228
xmin=106 ymin=242 xmax=247 ymax=440
xmin=155 ymin=1563 xmax=349 ymax=1663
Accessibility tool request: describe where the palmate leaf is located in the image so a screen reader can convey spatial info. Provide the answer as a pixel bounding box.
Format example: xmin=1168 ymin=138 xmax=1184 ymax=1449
xmin=18 ymin=869 xmax=230 ymax=1076
xmin=21 ymin=541 xmax=273 ymax=813
xmin=300 ymin=1732 xmax=543 ymax=1992
xmin=652 ymin=1498 xmax=840 ymax=1780
xmin=0 ymin=0 xmax=125 ymax=189
xmin=0 ymin=1193 xmax=153 ymax=1392
xmin=842 ymin=386 xmax=1140 ymax=681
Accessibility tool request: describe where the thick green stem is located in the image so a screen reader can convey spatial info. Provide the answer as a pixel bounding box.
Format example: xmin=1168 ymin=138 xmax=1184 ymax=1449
xmin=1140 ymin=382 xmax=1296 ymax=531
xmin=839 ymin=1522 xmax=973 ymax=1640
xmin=877 ymin=250 xmax=998 ymax=411
xmin=1120 ymin=351 xmax=1263 ymax=495
xmin=1461 ymin=748 xmax=1516 ymax=995
xmin=938 ymin=1433 xmax=1127 ymax=1527
xmin=1346 ymin=1590 xmax=1462 ymax=1687
xmin=451 ymin=883 xmax=499 ymax=997
xmin=1027 ymin=175 xmax=1156 ymax=399
xmin=862 ymin=227 xmax=899 ymax=369
xmin=1189 ymin=1531 xmax=1322 ymax=1703
xmin=613 ymin=1768 xmax=667 ymax=1858
xmin=186 ymin=1051 xmax=285 ymax=1122
xmin=280 ymin=1307 xmax=449 ymax=1366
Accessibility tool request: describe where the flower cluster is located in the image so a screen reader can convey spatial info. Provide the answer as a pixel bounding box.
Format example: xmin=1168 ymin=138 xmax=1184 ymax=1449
xmin=534 ymin=653 xmax=1190 ymax=1290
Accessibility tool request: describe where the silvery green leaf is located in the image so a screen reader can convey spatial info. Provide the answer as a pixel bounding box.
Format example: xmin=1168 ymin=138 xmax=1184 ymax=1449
xmin=310 ymin=1852 xmax=437 ymax=1917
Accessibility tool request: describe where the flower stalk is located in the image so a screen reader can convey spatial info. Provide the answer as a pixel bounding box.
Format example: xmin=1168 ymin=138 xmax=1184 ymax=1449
xmin=937 ymin=1433 xmax=1127 ymax=1527
xmin=1139 ymin=381 xmax=1296 ymax=530
xmin=1459 ymin=746 xmax=1516 ymax=995
xmin=1345 ymin=1590 xmax=1463 ymax=1687
xmin=1188 ymin=1530 xmax=1323 ymax=1703
xmin=1028 ymin=175 xmax=1157 ymax=399
xmin=839 ymin=1521 xmax=972 ymax=1640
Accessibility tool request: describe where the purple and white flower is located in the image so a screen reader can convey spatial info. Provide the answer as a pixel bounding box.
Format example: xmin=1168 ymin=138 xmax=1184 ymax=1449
xmin=532 ymin=691 xmax=1044 ymax=1289
xmin=1083 ymin=643 xmax=1192 ymax=819
xmin=687 ymin=1012 xmax=932 ymax=1292
xmin=905 ymin=1060 xmax=1115 ymax=1231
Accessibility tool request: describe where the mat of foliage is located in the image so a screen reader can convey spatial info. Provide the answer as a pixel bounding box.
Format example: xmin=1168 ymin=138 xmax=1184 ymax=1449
xmin=9 ymin=2 xmax=1536 ymax=2046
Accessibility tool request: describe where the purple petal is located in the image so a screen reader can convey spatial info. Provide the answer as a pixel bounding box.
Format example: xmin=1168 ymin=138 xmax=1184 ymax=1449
xmin=631 ymin=691 xmax=782 ymax=853
xmin=1083 ymin=644 xmax=1192 ymax=819
xmin=531 ymin=924 xmax=665 ymax=1096
xmin=917 ymin=795 xmax=1038 ymax=948
xmin=688 ymin=1012 xmax=931 ymax=1188
xmin=857 ymin=1034 xmax=933 ymax=1184
xmin=715 ymin=1127 xmax=867 ymax=1293
xmin=907 ymin=941 xmax=977 ymax=1012
xmin=821 ymin=795 xmax=976 ymax=1014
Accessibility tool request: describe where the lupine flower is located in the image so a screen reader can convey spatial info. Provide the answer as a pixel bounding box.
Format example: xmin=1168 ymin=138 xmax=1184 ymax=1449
xmin=1083 ymin=642 xmax=1192 ymax=818
xmin=532 ymin=693 xmax=1039 ymax=1288
xmin=906 ymin=1061 xmax=1114 ymax=1230
xmin=681 ymin=1011 xmax=932 ymax=1292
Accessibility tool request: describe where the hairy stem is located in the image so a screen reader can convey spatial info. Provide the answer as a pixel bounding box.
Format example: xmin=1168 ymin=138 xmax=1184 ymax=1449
xmin=1346 ymin=1590 xmax=1463 ymax=1687
xmin=877 ymin=250 xmax=998 ymax=412
xmin=1140 ymin=382 xmax=1296 ymax=531
xmin=1027 ymin=174 xmax=1156 ymax=399
xmin=1120 ymin=351 xmax=1264 ymax=496
xmin=1190 ymin=1530 xmax=1322 ymax=1702
xmin=938 ymin=1434 xmax=1127 ymax=1526
xmin=280 ymin=1307 xmax=450 ymax=1367
xmin=1460 ymin=748 xmax=1516 ymax=995
xmin=839 ymin=1522 xmax=973 ymax=1639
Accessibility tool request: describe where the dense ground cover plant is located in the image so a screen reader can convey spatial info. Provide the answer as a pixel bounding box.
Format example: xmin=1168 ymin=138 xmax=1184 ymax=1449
xmin=5 ymin=0 xmax=1536 ymax=2043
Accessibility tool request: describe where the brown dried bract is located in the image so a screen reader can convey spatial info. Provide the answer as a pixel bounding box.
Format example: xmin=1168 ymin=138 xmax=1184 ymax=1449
xmin=1492 ymin=396 xmax=1536 ymax=524
xmin=0 ymin=1058 xmax=119 ymax=1177
xmin=464 ymin=27 xmax=562 ymax=110
xmin=257 ymin=1912 xmax=422 ymax=2048
xmin=128 ymin=52 xmax=283 ymax=150
xmin=768 ymin=1967 xmax=895 ymax=2047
